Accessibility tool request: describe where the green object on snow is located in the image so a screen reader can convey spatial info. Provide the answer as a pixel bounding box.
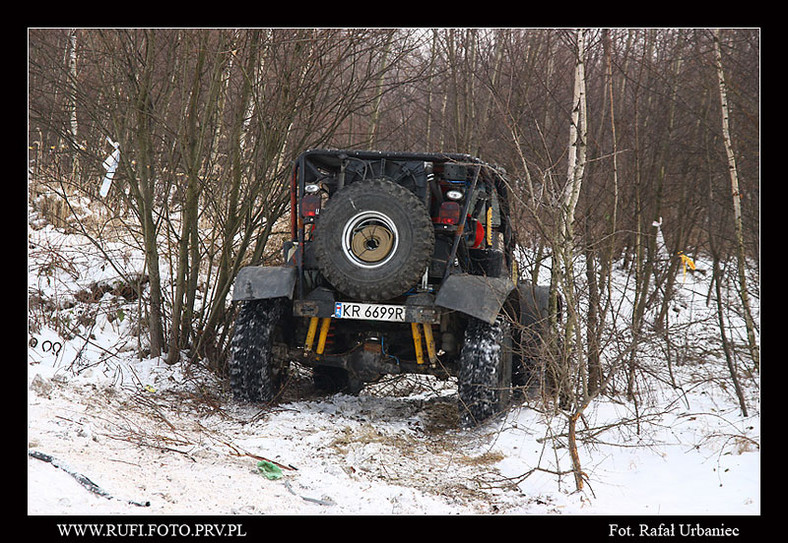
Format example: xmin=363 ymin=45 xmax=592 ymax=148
xmin=257 ymin=460 xmax=283 ymax=480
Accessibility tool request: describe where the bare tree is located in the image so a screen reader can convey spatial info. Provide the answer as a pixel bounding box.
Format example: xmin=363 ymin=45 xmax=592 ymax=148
xmin=165 ymin=30 xmax=230 ymax=364
xmin=90 ymin=29 xmax=176 ymax=358
xmin=712 ymin=29 xmax=759 ymax=372
xmin=557 ymin=29 xmax=590 ymax=492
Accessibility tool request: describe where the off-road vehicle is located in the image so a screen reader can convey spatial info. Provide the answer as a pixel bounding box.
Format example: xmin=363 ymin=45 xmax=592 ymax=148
xmin=229 ymin=149 xmax=555 ymax=426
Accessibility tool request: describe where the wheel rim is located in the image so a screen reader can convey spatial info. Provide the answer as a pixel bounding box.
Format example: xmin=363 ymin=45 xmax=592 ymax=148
xmin=341 ymin=210 xmax=399 ymax=269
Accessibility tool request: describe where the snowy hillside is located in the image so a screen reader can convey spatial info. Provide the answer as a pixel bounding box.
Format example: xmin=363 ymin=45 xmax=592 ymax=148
xmin=27 ymin=217 xmax=759 ymax=525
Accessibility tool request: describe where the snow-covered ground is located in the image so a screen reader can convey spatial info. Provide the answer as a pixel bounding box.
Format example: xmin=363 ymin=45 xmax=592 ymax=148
xmin=27 ymin=218 xmax=760 ymax=521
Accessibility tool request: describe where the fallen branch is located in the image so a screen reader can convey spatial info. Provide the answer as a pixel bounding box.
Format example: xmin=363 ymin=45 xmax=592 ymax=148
xmin=28 ymin=450 xmax=150 ymax=507
xmin=194 ymin=421 xmax=297 ymax=472
xmin=214 ymin=435 xmax=297 ymax=472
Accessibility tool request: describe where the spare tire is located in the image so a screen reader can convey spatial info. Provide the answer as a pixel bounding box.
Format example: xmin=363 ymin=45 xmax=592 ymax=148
xmin=313 ymin=179 xmax=434 ymax=301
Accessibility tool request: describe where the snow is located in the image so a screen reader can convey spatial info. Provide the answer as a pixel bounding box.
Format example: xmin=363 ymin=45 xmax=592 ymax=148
xmin=27 ymin=219 xmax=760 ymax=522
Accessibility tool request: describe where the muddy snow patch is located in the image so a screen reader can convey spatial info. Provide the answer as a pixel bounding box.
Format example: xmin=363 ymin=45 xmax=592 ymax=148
xmin=28 ymin=358 xmax=553 ymax=515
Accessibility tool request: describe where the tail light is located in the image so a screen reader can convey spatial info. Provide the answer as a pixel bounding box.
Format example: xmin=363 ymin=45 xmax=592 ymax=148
xmin=301 ymin=193 xmax=321 ymax=218
xmin=435 ymin=201 xmax=460 ymax=225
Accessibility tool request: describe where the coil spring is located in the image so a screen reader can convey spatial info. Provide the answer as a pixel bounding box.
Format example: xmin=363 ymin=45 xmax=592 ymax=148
xmin=324 ymin=321 xmax=335 ymax=351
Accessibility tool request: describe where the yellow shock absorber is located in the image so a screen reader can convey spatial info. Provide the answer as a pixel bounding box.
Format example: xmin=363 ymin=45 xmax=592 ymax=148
xmin=411 ymin=322 xmax=425 ymax=365
xmin=304 ymin=317 xmax=320 ymax=352
xmin=316 ymin=318 xmax=332 ymax=355
xmin=422 ymin=323 xmax=438 ymax=365
xmin=486 ymin=206 xmax=493 ymax=246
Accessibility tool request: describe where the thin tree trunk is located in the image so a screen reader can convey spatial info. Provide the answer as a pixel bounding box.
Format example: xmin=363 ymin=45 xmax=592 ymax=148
xmin=194 ymin=35 xmax=259 ymax=363
xmin=127 ymin=31 xmax=165 ymax=359
xmin=167 ymin=32 xmax=229 ymax=365
xmin=560 ymin=29 xmax=588 ymax=493
xmin=586 ymin=231 xmax=602 ymax=396
xmin=706 ymin=142 xmax=749 ymax=417
xmin=626 ymin=30 xmax=656 ymax=403
xmin=425 ymin=30 xmax=437 ymax=148
xmin=66 ymin=29 xmax=80 ymax=180
xmin=367 ymin=31 xmax=394 ymax=150
xmin=473 ymin=29 xmax=505 ymax=156
xmin=166 ymin=39 xmax=204 ymax=365
xmin=713 ymin=255 xmax=748 ymax=416
xmin=67 ymin=29 xmax=78 ymax=145
xmin=712 ymin=29 xmax=759 ymax=371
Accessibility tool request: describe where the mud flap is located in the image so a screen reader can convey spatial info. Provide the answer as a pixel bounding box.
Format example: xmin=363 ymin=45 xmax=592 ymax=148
xmin=232 ymin=266 xmax=297 ymax=301
xmin=435 ymin=274 xmax=515 ymax=324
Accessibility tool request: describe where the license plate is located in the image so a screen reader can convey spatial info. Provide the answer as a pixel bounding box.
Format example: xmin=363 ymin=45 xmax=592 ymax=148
xmin=334 ymin=302 xmax=406 ymax=322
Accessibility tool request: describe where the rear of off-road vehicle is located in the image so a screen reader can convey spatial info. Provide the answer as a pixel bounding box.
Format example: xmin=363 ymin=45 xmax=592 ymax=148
xmin=230 ymin=149 xmax=554 ymax=427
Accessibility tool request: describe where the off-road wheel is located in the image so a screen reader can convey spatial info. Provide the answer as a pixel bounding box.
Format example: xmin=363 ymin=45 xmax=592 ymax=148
xmin=458 ymin=316 xmax=513 ymax=427
xmin=313 ymin=179 xmax=434 ymax=301
xmin=229 ymin=298 xmax=290 ymax=402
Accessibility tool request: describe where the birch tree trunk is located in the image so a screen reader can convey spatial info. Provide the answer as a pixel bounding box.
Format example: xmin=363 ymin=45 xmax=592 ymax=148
xmin=559 ymin=28 xmax=588 ymax=492
xmin=67 ymin=29 xmax=78 ymax=145
xmin=560 ymin=28 xmax=588 ymax=247
xmin=66 ymin=29 xmax=80 ymax=180
xmin=557 ymin=27 xmax=587 ymax=337
xmin=712 ymin=29 xmax=759 ymax=371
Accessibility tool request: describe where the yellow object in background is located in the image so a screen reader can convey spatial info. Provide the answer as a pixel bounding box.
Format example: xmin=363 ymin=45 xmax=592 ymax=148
xmin=678 ymin=252 xmax=696 ymax=282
